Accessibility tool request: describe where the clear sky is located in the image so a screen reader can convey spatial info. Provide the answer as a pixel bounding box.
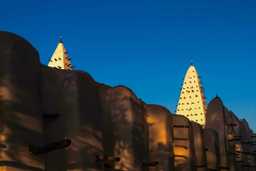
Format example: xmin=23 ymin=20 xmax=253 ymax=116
xmin=1 ymin=0 xmax=256 ymax=130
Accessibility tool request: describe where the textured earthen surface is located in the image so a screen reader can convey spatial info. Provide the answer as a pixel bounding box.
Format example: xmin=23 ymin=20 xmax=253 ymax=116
xmin=171 ymin=115 xmax=193 ymax=171
xmin=99 ymin=86 xmax=148 ymax=171
xmin=0 ymin=31 xmax=44 ymax=171
xmin=0 ymin=31 xmax=255 ymax=171
xmin=206 ymin=96 xmax=255 ymax=171
xmin=145 ymin=105 xmax=172 ymax=171
xmin=190 ymin=122 xmax=206 ymax=171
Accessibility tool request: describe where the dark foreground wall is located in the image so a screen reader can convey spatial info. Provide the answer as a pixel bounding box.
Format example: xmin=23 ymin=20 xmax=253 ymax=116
xmin=0 ymin=32 xmax=255 ymax=171
xmin=205 ymin=97 xmax=256 ymax=171
xmin=0 ymin=32 xmax=44 ymax=170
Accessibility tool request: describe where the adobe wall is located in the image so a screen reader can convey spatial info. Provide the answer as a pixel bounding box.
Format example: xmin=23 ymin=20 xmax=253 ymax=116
xmin=0 ymin=32 xmax=44 ymax=170
xmin=0 ymin=32 xmax=255 ymax=171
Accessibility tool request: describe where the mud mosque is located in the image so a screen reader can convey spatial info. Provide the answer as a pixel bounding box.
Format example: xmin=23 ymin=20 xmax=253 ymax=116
xmin=0 ymin=31 xmax=255 ymax=171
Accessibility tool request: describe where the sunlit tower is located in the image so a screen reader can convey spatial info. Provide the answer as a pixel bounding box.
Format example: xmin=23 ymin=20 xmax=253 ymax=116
xmin=48 ymin=38 xmax=73 ymax=70
xmin=176 ymin=64 xmax=207 ymax=125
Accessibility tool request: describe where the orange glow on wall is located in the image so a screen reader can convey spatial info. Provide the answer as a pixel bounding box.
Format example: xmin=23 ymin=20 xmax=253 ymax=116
xmin=0 ymin=167 xmax=6 ymax=171
xmin=146 ymin=114 xmax=168 ymax=145
xmin=174 ymin=146 xmax=189 ymax=157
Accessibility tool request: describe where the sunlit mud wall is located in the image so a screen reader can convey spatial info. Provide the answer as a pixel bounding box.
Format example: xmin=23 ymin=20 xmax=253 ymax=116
xmin=0 ymin=31 xmax=255 ymax=171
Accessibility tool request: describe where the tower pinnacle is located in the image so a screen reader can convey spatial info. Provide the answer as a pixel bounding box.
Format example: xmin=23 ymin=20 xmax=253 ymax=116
xmin=58 ymin=36 xmax=63 ymax=43
xmin=176 ymin=65 xmax=207 ymax=125
xmin=48 ymin=39 xmax=73 ymax=70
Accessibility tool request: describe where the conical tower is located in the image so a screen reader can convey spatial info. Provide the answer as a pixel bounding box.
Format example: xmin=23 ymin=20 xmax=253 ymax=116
xmin=176 ymin=64 xmax=207 ymax=125
xmin=48 ymin=39 xmax=73 ymax=70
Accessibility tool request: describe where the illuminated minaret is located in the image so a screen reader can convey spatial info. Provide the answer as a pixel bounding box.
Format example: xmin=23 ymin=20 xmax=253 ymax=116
xmin=48 ymin=39 xmax=73 ymax=70
xmin=176 ymin=64 xmax=207 ymax=125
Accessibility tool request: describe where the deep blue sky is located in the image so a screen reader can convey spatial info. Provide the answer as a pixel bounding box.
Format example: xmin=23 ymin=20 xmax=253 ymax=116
xmin=1 ymin=0 xmax=256 ymax=130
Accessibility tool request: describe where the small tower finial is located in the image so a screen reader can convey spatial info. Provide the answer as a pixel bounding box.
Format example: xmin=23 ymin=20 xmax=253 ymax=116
xmin=189 ymin=58 xmax=194 ymax=66
xmin=58 ymin=35 xmax=63 ymax=43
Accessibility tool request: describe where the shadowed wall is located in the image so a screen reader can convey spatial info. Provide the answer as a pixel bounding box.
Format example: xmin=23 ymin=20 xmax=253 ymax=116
xmin=0 ymin=32 xmax=44 ymax=170
xmin=0 ymin=32 xmax=255 ymax=171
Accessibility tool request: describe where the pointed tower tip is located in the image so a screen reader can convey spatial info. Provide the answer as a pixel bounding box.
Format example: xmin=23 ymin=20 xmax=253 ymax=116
xmin=211 ymin=95 xmax=223 ymax=105
xmin=187 ymin=63 xmax=196 ymax=72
